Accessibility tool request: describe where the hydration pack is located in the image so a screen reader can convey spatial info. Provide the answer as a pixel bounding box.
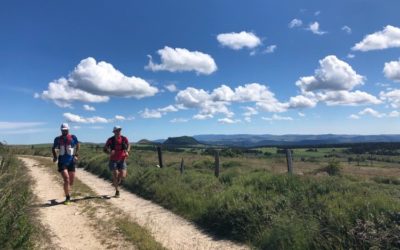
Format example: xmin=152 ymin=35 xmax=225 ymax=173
xmin=58 ymin=134 xmax=74 ymax=156
xmin=109 ymin=136 xmax=128 ymax=151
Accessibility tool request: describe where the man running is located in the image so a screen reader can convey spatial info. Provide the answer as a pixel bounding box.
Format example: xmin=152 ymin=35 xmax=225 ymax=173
xmin=103 ymin=126 xmax=130 ymax=198
xmin=52 ymin=123 xmax=80 ymax=205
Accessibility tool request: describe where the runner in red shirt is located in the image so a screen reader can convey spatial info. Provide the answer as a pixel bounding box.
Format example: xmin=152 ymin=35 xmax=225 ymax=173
xmin=103 ymin=126 xmax=130 ymax=197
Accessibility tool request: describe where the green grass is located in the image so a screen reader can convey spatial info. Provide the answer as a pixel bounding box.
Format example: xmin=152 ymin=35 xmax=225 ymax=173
xmin=118 ymin=218 xmax=166 ymax=250
xmin=76 ymin=147 xmax=400 ymax=249
xmin=0 ymin=149 xmax=41 ymax=249
xmin=11 ymin=144 xmax=400 ymax=249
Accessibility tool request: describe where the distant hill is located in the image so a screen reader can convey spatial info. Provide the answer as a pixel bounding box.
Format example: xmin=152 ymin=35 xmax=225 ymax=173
xmin=192 ymin=134 xmax=400 ymax=147
xmin=163 ymin=136 xmax=200 ymax=146
xmin=137 ymin=139 xmax=158 ymax=145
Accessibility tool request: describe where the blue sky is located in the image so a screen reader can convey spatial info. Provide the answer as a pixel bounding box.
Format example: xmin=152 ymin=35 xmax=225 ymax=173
xmin=1 ymin=0 xmax=400 ymax=144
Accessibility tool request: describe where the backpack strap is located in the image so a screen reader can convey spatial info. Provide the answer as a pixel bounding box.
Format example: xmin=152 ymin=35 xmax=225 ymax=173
xmin=109 ymin=136 xmax=128 ymax=150
xmin=58 ymin=134 xmax=73 ymax=148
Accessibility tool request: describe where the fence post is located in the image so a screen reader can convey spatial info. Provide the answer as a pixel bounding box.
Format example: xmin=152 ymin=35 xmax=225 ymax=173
xmin=180 ymin=158 xmax=184 ymax=174
xmin=157 ymin=146 xmax=163 ymax=168
xmin=286 ymin=149 xmax=293 ymax=174
xmin=214 ymin=150 xmax=220 ymax=178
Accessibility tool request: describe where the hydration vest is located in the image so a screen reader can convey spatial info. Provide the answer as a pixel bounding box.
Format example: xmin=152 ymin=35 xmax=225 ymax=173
xmin=109 ymin=136 xmax=128 ymax=151
xmin=58 ymin=134 xmax=74 ymax=156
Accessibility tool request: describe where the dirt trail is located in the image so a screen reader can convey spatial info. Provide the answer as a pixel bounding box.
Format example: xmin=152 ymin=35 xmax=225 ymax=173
xmin=76 ymin=168 xmax=248 ymax=250
xmin=20 ymin=157 xmax=124 ymax=250
xmin=21 ymin=157 xmax=248 ymax=250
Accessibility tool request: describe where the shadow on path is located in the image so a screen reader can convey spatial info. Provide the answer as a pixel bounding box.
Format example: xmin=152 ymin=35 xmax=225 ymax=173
xmin=34 ymin=195 xmax=113 ymax=207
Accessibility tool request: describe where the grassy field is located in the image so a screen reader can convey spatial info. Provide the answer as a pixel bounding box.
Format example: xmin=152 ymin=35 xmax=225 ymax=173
xmin=10 ymin=143 xmax=400 ymax=249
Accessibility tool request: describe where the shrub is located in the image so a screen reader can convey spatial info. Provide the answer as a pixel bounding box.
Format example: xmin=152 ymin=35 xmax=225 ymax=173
xmin=325 ymin=160 xmax=342 ymax=176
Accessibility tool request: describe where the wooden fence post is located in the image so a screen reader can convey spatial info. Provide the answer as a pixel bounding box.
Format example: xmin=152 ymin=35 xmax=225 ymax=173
xmin=157 ymin=146 xmax=163 ymax=168
xmin=180 ymin=158 xmax=184 ymax=174
xmin=214 ymin=150 xmax=220 ymax=178
xmin=286 ymin=149 xmax=293 ymax=174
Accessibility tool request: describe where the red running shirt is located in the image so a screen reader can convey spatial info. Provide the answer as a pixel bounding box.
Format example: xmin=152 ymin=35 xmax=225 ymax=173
xmin=105 ymin=136 xmax=129 ymax=161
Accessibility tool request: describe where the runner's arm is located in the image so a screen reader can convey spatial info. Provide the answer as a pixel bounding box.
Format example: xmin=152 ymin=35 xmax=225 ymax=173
xmin=103 ymin=139 xmax=110 ymax=154
xmin=124 ymin=138 xmax=131 ymax=157
xmin=52 ymin=138 xmax=58 ymax=162
xmin=75 ymin=142 xmax=80 ymax=157
xmin=52 ymin=148 xmax=57 ymax=161
xmin=72 ymin=135 xmax=80 ymax=158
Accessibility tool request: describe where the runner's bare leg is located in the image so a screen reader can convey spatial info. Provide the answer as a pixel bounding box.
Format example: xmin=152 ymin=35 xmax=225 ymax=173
xmin=118 ymin=169 xmax=127 ymax=185
xmin=68 ymin=171 xmax=75 ymax=194
xmin=61 ymin=169 xmax=70 ymax=196
xmin=112 ymin=169 xmax=119 ymax=191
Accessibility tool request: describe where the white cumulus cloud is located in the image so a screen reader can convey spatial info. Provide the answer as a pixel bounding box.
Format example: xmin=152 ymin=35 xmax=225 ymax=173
xmin=193 ymin=114 xmax=213 ymax=120
xmin=175 ymin=87 xmax=211 ymax=108
xmin=63 ymin=112 xmax=110 ymax=123
xmin=347 ymin=54 xmax=355 ymax=59
xmin=158 ymin=105 xmax=179 ymax=113
xmin=70 ymin=57 xmax=158 ymax=98
xmin=170 ymin=118 xmax=189 ymax=123
xmin=296 ymin=55 xmax=364 ymax=92
xmin=217 ymin=31 xmax=261 ymax=50
xmin=176 ymin=83 xmax=288 ymax=117
xmin=242 ymin=106 xmax=258 ymax=117
xmin=38 ymin=78 xmax=109 ymax=108
xmin=358 ymin=108 xmax=385 ymax=118
xmin=342 ymin=25 xmax=352 ymax=34
xmin=115 ymin=115 xmax=126 ymax=121
xmin=165 ymin=84 xmax=178 ymax=92
xmin=83 ymin=104 xmax=96 ymax=111
xmin=308 ymin=22 xmax=327 ymax=35
xmin=218 ymin=118 xmax=241 ymax=124
xmin=262 ymin=114 xmax=293 ymax=121
xmin=264 ymin=45 xmax=277 ymax=54
xmin=139 ymin=105 xmax=178 ymax=119
xmin=140 ymin=109 xmax=162 ymax=119
xmin=383 ymin=59 xmax=400 ymax=82
xmin=380 ymin=89 xmax=400 ymax=108
xmin=289 ymin=19 xmax=303 ymax=28
xmin=352 ymin=25 xmax=400 ymax=51
xmin=234 ymin=83 xmax=288 ymax=112
xmin=146 ymin=46 xmax=217 ymax=75
xmin=288 ymin=95 xmax=318 ymax=108
xmin=211 ymin=84 xmax=235 ymax=101
xmin=293 ymin=55 xmax=381 ymax=107
xmin=114 ymin=115 xmax=134 ymax=121
xmin=318 ymin=90 xmax=382 ymax=106
xmin=38 ymin=57 xmax=158 ymax=107
xmin=349 ymin=114 xmax=360 ymax=119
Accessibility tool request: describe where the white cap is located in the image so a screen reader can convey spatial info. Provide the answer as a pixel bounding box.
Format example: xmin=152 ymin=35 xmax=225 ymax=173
xmin=113 ymin=126 xmax=122 ymax=132
xmin=61 ymin=123 xmax=70 ymax=130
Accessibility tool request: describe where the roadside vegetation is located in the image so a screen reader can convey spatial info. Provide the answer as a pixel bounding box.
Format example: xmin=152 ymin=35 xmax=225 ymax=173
xmin=12 ymin=143 xmax=400 ymax=249
xmin=0 ymin=146 xmax=42 ymax=249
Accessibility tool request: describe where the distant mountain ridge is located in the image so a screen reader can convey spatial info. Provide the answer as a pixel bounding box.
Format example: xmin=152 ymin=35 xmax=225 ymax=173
xmin=191 ymin=134 xmax=400 ymax=147
xmin=163 ymin=136 xmax=201 ymax=146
